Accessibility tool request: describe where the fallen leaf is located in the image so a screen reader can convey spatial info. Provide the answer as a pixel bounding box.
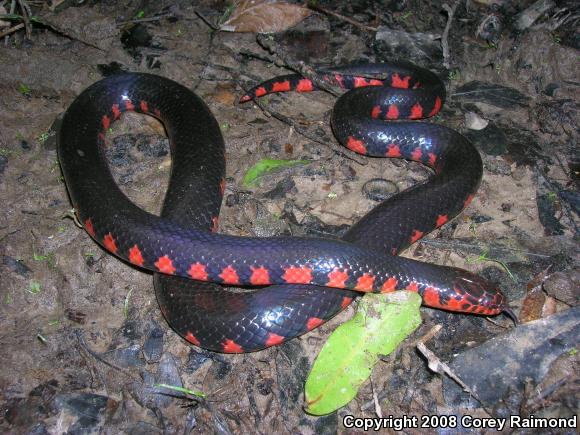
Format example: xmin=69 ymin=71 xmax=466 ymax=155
xmin=211 ymin=84 xmax=237 ymax=106
xmin=542 ymin=296 xmax=558 ymax=317
xmin=243 ymin=158 xmax=308 ymax=187
xmin=520 ymin=266 xmax=553 ymax=323
xmin=220 ymin=0 xmax=312 ymax=33
xmin=304 ymin=292 xmax=421 ymax=415
xmin=519 ymin=285 xmax=546 ymax=323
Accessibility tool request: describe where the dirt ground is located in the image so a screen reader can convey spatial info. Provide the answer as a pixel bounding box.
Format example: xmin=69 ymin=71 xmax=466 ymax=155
xmin=0 ymin=0 xmax=578 ymax=433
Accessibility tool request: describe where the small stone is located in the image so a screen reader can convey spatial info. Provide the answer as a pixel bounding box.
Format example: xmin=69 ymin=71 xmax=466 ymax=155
xmin=362 ymin=178 xmax=398 ymax=202
xmin=543 ymin=270 xmax=579 ymax=306
xmin=465 ymin=111 xmax=489 ymax=130
xmin=142 ymin=323 xmax=164 ymax=363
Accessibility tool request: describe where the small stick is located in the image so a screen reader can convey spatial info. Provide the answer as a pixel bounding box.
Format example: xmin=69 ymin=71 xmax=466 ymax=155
xmin=239 ymin=83 xmax=366 ymax=165
xmin=4 ymin=0 xmax=17 ymax=46
xmin=441 ymin=1 xmax=459 ymax=69
xmin=418 ymin=238 xmax=551 ymax=259
xmin=527 ymin=375 xmax=569 ymax=406
xmin=416 ymin=341 xmax=481 ymax=397
xmin=537 ymin=168 xmax=580 ymax=235
xmin=195 ymin=9 xmax=219 ymax=31
xmin=0 ymin=22 xmax=23 ymax=38
xmin=308 ymin=3 xmax=378 ymax=32
xmin=238 ymin=49 xmax=275 ymax=64
xmin=256 ymin=34 xmax=343 ymax=98
xmin=116 ymin=14 xmax=171 ymax=26
xmin=75 ymin=330 xmax=142 ymax=382
xmin=370 ymin=376 xmax=383 ymax=418
xmin=16 ymin=0 xmax=31 ymax=39
xmin=412 ymin=324 xmax=442 ymax=346
xmin=415 ymin=325 xmax=484 ymax=404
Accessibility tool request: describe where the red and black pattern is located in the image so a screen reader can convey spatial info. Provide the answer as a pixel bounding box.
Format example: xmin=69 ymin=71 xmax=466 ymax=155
xmin=58 ymin=65 xmax=512 ymax=353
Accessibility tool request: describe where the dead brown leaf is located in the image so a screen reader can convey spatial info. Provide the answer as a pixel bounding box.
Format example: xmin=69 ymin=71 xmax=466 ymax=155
xmin=519 ymin=286 xmax=545 ymax=323
xmin=210 ymin=83 xmax=238 ymax=106
xmin=220 ymin=0 xmax=312 ymax=33
xmin=542 ymin=296 xmax=558 ymax=317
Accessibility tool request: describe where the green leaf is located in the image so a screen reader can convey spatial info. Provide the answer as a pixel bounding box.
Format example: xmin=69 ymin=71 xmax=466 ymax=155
xmin=0 ymin=14 xmax=43 ymax=24
xmin=0 ymin=13 xmax=24 ymax=20
xmin=305 ymin=291 xmax=422 ymax=415
xmin=18 ymin=83 xmax=31 ymax=96
xmin=28 ymin=281 xmax=42 ymax=294
xmin=243 ymin=158 xmax=308 ymax=187
xmin=33 ymin=252 xmax=49 ymax=261
xmin=155 ymin=383 xmax=207 ymax=399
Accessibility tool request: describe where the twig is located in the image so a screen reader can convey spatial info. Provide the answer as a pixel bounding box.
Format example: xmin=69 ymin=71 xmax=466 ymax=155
xmin=185 ymin=38 xmax=359 ymax=164
xmin=417 ymin=341 xmax=482 ymax=398
xmin=4 ymin=0 xmax=16 ymax=46
xmin=47 ymin=23 xmax=105 ymax=51
xmin=360 ymin=388 xmax=390 ymax=411
xmin=116 ymin=14 xmax=171 ymax=26
xmin=308 ymin=3 xmax=378 ymax=32
xmin=256 ymin=34 xmax=343 ymax=98
xmin=527 ymin=375 xmax=569 ymax=406
xmin=0 ymin=21 xmax=23 ymax=38
xmin=485 ymin=316 xmax=515 ymax=329
xmin=191 ymin=28 xmax=217 ymax=92
xmin=238 ymin=48 xmax=276 ymax=64
xmin=441 ymin=2 xmax=459 ymax=70
xmin=370 ymin=376 xmax=383 ymax=418
xmin=195 ymin=9 xmax=219 ymax=31
xmin=16 ymin=0 xmax=30 ymax=38
xmin=537 ymin=165 xmax=580 ymax=235
xmin=75 ymin=330 xmax=141 ymax=381
xmin=418 ymin=238 xmax=551 ymax=259
xmin=416 ymin=326 xmax=484 ymax=404
xmin=240 ymin=29 xmax=380 ymax=163
xmin=514 ymin=0 xmax=556 ymax=31
xmin=411 ymin=324 xmax=442 ymax=346
xmin=238 ymin=81 xmax=366 ymax=165
xmin=116 ymin=8 xmax=209 ymax=27
xmin=76 ymin=330 xmax=121 ymax=371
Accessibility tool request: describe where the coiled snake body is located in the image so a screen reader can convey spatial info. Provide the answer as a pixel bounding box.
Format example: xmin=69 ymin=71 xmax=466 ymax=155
xmin=58 ymin=63 xmax=511 ymax=353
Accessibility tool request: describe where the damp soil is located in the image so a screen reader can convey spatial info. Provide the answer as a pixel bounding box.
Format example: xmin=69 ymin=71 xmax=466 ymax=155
xmin=0 ymin=0 xmax=578 ymax=433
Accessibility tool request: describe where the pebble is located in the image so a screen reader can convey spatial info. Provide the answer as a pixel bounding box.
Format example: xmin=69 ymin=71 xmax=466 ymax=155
xmin=362 ymin=178 xmax=398 ymax=202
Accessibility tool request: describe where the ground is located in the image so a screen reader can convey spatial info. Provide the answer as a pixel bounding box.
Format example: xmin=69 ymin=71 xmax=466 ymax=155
xmin=0 ymin=0 xmax=578 ymax=433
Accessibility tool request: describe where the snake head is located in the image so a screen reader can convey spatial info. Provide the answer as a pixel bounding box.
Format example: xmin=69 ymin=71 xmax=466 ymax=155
xmin=451 ymin=272 xmax=517 ymax=323
xmin=423 ymin=268 xmax=517 ymax=323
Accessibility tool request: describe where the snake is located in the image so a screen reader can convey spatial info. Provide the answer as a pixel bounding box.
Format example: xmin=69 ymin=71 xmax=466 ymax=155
xmin=57 ymin=62 xmax=513 ymax=353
